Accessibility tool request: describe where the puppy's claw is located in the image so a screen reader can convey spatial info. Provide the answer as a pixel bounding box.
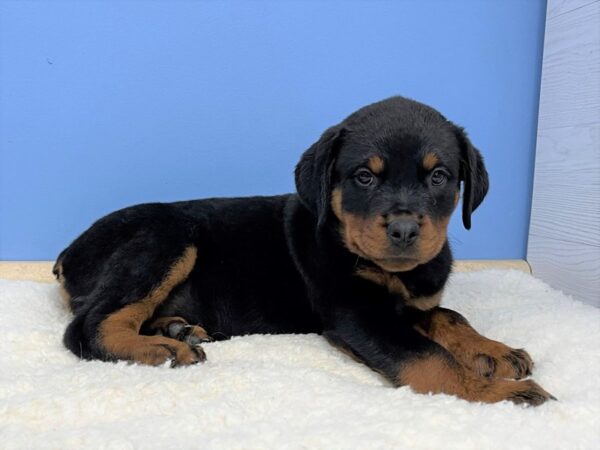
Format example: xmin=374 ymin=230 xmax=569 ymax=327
xmin=507 ymin=380 xmax=554 ymax=406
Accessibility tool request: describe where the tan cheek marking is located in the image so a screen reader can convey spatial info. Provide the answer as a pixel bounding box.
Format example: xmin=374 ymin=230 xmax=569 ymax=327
xmin=349 ymin=215 xmax=389 ymax=256
xmin=423 ymin=153 xmax=439 ymax=171
xmin=417 ymin=215 xmax=450 ymax=263
xmin=331 ymin=187 xmax=361 ymax=255
xmin=331 ymin=187 xmax=344 ymax=220
xmin=367 ymin=156 xmax=385 ymax=174
xmin=331 ymin=187 xmax=389 ymax=260
xmin=414 ymin=188 xmax=459 ymax=264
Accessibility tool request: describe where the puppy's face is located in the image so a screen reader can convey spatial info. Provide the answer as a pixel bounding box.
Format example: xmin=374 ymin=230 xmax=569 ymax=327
xmin=330 ymin=121 xmax=461 ymax=272
xmin=295 ymin=97 xmax=489 ymax=272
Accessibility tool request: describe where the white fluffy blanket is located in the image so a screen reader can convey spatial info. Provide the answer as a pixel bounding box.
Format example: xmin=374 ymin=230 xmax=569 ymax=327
xmin=1 ymin=270 xmax=599 ymax=449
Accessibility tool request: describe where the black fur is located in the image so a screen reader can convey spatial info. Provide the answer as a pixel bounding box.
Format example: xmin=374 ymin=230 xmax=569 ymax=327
xmin=57 ymin=96 xmax=489 ymax=384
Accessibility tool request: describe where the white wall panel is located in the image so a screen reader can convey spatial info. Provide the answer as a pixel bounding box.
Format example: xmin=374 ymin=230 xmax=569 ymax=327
xmin=528 ymin=0 xmax=600 ymax=306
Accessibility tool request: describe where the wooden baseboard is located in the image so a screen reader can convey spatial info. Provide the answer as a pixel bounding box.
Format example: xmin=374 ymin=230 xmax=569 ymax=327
xmin=452 ymin=260 xmax=531 ymax=274
xmin=0 ymin=262 xmax=58 ymax=283
xmin=0 ymin=260 xmax=531 ymax=283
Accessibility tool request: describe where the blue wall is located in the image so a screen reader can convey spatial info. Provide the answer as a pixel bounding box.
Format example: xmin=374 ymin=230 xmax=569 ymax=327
xmin=0 ymin=0 xmax=546 ymax=260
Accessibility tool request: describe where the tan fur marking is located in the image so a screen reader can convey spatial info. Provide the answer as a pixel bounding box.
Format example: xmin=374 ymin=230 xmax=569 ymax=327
xmin=367 ymin=156 xmax=385 ymax=174
xmin=423 ymin=153 xmax=439 ymax=171
xmin=355 ymin=265 xmax=443 ymax=310
xmin=417 ymin=214 xmax=449 ymax=263
xmin=332 ymin=188 xmax=418 ymax=272
xmin=187 ymin=325 xmax=210 ymax=341
xmin=331 ymin=188 xmax=344 ymax=221
xmin=99 ymin=246 xmax=199 ymax=365
xmin=332 ymin=188 xmax=452 ymax=272
xmin=424 ymin=309 xmax=534 ymax=379
xmin=332 ymin=187 xmax=385 ymax=261
xmin=405 ymin=291 xmax=443 ymax=311
xmin=397 ymin=354 xmax=552 ymax=403
xmin=355 ymin=266 xmax=410 ymax=298
xmin=398 ymin=354 xmax=466 ymax=395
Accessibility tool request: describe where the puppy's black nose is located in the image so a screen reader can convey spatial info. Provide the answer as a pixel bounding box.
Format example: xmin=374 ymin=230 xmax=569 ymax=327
xmin=387 ymin=219 xmax=420 ymax=247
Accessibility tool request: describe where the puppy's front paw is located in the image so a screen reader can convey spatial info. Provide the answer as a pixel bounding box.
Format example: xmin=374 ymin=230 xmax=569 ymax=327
xmin=500 ymin=348 xmax=533 ymax=379
xmin=466 ymin=377 xmax=555 ymax=406
xmin=506 ymin=379 xmax=556 ymax=406
xmin=471 ymin=346 xmax=533 ymax=380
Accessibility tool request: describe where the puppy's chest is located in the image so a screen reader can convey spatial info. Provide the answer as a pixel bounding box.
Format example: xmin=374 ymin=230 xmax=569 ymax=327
xmin=354 ymin=266 xmax=443 ymax=311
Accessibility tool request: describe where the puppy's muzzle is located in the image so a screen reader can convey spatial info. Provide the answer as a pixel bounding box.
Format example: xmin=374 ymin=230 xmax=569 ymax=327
xmin=387 ymin=219 xmax=420 ymax=248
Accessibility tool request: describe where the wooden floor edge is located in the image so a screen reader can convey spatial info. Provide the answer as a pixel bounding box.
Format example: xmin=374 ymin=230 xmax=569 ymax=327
xmin=452 ymin=259 xmax=531 ymax=274
xmin=0 ymin=259 xmax=532 ymax=283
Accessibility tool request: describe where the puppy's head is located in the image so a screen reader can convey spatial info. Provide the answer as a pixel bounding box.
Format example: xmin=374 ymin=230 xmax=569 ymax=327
xmin=295 ymin=96 xmax=488 ymax=272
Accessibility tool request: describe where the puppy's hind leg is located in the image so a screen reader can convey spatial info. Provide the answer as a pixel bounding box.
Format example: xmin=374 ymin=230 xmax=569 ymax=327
xmin=64 ymin=243 xmax=205 ymax=367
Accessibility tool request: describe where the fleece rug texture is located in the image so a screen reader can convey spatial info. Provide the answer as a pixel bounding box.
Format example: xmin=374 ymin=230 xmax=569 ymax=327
xmin=0 ymin=270 xmax=599 ymax=450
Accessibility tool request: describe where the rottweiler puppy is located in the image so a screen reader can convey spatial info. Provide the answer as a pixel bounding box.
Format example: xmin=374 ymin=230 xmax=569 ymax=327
xmin=54 ymin=97 xmax=554 ymax=405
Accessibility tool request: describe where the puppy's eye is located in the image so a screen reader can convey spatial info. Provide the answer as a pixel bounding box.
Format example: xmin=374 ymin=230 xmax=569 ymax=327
xmin=354 ymin=169 xmax=375 ymax=187
xmin=431 ymin=169 xmax=448 ymax=186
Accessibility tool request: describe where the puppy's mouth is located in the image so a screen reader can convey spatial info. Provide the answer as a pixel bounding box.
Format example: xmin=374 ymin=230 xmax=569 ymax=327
xmin=351 ymin=241 xmax=421 ymax=272
xmin=372 ymin=254 xmax=419 ymax=264
xmin=367 ymin=255 xmax=420 ymax=272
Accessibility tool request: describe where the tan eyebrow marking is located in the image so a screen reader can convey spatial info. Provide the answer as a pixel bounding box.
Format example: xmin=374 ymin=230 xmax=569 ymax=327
xmin=367 ymin=156 xmax=385 ymax=174
xmin=423 ymin=153 xmax=439 ymax=170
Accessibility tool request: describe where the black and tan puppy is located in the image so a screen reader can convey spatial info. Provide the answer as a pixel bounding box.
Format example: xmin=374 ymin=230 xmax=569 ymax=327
xmin=55 ymin=97 xmax=553 ymax=405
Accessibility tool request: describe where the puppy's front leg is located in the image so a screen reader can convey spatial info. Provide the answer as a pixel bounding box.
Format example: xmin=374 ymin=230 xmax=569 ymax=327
xmin=414 ymin=307 xmax=534 ymax=380
xmin=323 ymin=307 xmax=553 ymax=406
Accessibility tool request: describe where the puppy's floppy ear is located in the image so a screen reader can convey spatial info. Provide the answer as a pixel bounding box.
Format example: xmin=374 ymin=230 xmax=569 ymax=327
xmin=295 ymin=125 xmax=344 ymax=229
xmin=454 ymin=126 xmax=489 ymax=230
